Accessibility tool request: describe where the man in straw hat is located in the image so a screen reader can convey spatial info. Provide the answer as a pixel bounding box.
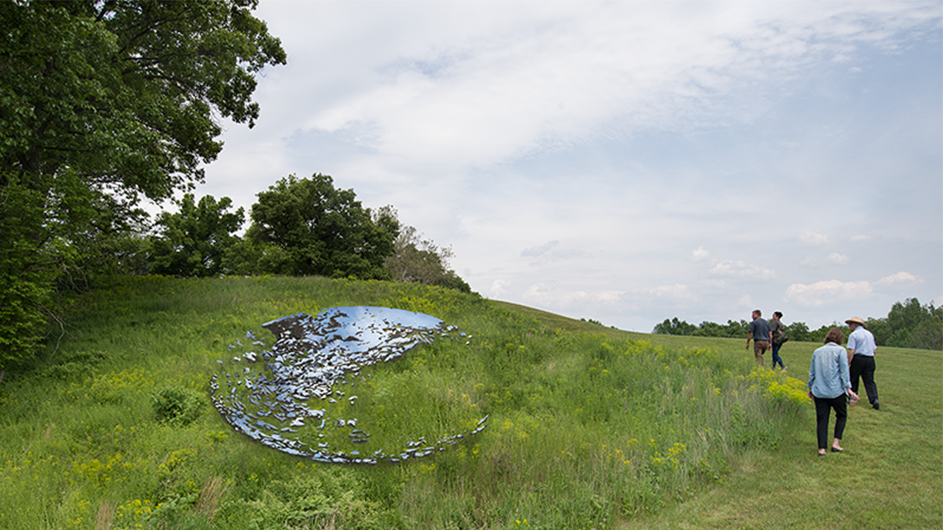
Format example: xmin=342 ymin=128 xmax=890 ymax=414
xmin=846 ymin=316 xmax=879 ymax=410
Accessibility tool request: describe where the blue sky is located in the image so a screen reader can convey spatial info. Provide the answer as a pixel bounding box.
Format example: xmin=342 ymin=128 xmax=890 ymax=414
xmin=193 ymin=0 xmax=942 ymax=332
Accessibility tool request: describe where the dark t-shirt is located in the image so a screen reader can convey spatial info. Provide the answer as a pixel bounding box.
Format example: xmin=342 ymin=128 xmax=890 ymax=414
xmin=749 ymin=318 xmax=771 ymax=342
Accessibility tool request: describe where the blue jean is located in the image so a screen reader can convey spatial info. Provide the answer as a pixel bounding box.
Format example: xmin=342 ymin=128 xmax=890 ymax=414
xmin=771 ymin=343 xmax=785 ymax=369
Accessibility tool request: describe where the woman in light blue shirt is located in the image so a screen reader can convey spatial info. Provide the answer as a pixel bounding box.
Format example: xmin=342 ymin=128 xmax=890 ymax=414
xmin=808 ymin=328 xmax=859 ymax=456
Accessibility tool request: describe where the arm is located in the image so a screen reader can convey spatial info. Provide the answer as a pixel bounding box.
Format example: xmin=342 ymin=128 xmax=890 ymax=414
xmin=846 ymin=333 xmax=857 ymax=364
xmin=808 ymin=352 xmax=816 ymax=399
xmin=838 ymin=349 xmax=859 ymax=403
xmin=746 ymin=332 xmax=753 ymax=349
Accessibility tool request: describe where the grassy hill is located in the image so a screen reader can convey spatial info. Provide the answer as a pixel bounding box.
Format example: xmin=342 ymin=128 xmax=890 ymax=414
xmin=0 ymin=276 xmax=939 ymax=529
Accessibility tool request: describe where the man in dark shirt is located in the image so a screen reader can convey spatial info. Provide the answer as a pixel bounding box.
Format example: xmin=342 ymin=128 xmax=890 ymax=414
xmin=746 ymin=309 xmax=772 ymax=366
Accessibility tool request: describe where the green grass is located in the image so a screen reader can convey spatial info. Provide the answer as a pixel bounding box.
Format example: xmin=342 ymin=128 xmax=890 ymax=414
xmin=0 ymin=276 xmax=938 ymax=529
xmin=500 ymin=301 xmax=943 ymax=528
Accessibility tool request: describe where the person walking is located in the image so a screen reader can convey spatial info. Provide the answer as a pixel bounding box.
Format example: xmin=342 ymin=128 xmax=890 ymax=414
xmin=770 ymin=311 xmax=787 ymax=370
xmin=808 ymin=328 xmax=859 ymax=456
xmin=746 ymin=309 xmax=772 ymax=366
xmin=846 ymin=316 xmax=879 ymax=410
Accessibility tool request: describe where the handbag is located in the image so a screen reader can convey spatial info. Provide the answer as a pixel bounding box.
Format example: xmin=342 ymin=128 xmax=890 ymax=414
xmin=774 ymin=326 xmax=789 ymax=346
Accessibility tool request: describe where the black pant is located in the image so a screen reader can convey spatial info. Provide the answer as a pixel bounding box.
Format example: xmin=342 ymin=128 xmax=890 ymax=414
xmin=814 ymin=395 xmax=848 ymax=450
xmin=850 ymin=354 xmax=878 ymax=404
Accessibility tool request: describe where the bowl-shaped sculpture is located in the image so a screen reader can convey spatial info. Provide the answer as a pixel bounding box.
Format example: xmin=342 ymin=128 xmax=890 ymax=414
xmin=211 ymin=306 xmax=487 ymax=464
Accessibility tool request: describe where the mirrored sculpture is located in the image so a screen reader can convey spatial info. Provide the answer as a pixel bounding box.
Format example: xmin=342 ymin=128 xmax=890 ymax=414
xmin=210 ymin=306 xmax=487 ymax=464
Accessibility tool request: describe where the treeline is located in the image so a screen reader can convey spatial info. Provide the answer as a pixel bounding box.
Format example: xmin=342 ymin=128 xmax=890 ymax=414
xmin=139 ymin=174 xmax=469 ymax=292
xmin=653 ymin=297 xmax=942 ymax=350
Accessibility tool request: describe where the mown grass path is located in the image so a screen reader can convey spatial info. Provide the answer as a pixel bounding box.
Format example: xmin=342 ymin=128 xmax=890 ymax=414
xmin=496 ymin=303 xmax=942 ymax=529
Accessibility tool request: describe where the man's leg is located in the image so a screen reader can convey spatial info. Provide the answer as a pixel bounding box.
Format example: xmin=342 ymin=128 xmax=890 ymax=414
xmin=861 ymin=356 xmax=879 ymax=408
xmin=849 ymin=355 xmax=863 ymax=394
xmin=754 ymin=342 xmax=766 ymax=366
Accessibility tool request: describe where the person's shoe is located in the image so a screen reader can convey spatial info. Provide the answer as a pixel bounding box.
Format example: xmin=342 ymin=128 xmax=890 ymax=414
xmin=831 ymin=447 xmax=844 ymax=453
xmin=872 ymin=400 xmax=880 ymax=410
xmin=818 ymin=449 xmax=827 ymax=456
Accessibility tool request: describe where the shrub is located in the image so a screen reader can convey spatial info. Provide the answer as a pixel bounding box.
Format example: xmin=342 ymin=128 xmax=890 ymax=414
xmin=152 ymin=386 xmax=203 ymax=426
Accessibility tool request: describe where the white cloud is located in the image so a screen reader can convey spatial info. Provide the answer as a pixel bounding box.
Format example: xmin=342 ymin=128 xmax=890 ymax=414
xmin=784 ymin=280 xmax=873 ymax=307
xmin=850 ymin=234 xmax=872 ymax=242
xmin=826 ymin=253 xmax=850 ymax=265
xmin=875 ymin=271 xmax=920 ymax=288
xmin=709 ymin=260 xmax=776 ymax=280
xmin=490 ymin=279 xmax=512 ymax=297
xmin=799 ymin=230 xmax=829 ymax=246
xmin=596 ymin=290 xmax=626 ymax=303
xmin=739 ymin=294 xmax=754 ymax=308
xmin=261 ymin=1 xmax=941 ymax=177
xmin=521 ymin=283 xmax=588 ymax=307
xmin=521 ymin=240 xmax=560 ymax=258
xmin=801 ymin=253 xmax=850 ymax=267
xmin=642 ymin=284 xmax=695 ymax=301
xmin=692 ymin=246 xmax=710 ymax=262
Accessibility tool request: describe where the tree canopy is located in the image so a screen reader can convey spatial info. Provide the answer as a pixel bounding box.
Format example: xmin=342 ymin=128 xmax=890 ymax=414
xmin=248 ymin=174 xmax=399 ymax=280
xmin=148 ymin=193 xmax=245 ymax=277
xmin=381 ymin=208 xmax=472 ymax=293
xmin=0 ymin=0 xmax=285 ymax=371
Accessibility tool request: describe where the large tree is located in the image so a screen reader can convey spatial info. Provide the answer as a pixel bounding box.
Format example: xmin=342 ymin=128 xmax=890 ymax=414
xmin=148 ymin=193 xmax=245 ymax=277
xmin=0 ymin=0 xmax=285 ymax=371
xmin=249 ymin=174 xmax=399 ymax=280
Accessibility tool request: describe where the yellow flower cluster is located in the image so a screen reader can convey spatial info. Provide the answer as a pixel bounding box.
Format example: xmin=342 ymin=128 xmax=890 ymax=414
xmin=746 ymin=367 xmax=811 ymax=407
xmin=68 ymin=453 xmax=132 ymax=488
xmin=67 ymin=368 xmax=152 ymax=404
xmin=113 ymin=498 xmax=155 ymax=530
xmin=158 ymin=448 xmax=197 ymax=478
xmin=650 ymin=442 xmax=687 ymax=468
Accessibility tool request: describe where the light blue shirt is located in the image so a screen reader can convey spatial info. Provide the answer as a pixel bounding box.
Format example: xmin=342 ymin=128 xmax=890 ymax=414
xmin=847 ymin=326 xmax=876 ymax=357
xmin=808 ymin=342 xmax=852 ymax=399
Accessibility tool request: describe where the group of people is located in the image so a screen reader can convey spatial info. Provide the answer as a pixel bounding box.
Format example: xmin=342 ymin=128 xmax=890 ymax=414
xmin=745 ymin=309 xmax=788 ymax=369
xmin=744 ymin=309 xmax=880 ymax=456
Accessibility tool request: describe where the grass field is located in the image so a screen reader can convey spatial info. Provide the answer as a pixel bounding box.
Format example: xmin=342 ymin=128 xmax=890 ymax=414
xmin=498 ymin=301 xmax=943 ymax=529
xmin=0 ymin=277 xmax=939 ymax=529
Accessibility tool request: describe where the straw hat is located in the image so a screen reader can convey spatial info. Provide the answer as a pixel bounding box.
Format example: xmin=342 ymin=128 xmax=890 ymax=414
xmin=845 ymin=316 xmax=866 ymax=327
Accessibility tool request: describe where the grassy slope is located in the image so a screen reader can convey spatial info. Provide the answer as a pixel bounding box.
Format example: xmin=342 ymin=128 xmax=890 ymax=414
xmin=496 ymin=301 xmax=943 ymax=529
xmin=0 ymin=282 xmax=938 ymax=529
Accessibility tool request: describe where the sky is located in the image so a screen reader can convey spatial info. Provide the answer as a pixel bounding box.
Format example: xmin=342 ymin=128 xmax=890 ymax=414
xmin=191 ymin=0 xmax=942 ymax=333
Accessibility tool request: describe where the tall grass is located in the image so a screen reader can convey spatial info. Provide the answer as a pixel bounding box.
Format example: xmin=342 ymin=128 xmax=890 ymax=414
xmin=0 ymin=276 xmax=834 ymax=529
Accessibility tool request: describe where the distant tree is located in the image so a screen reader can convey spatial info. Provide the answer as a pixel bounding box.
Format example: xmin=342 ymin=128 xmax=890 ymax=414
xmin=882 ymin=298 xmax=942 ymax=349
xmin=723 ymin=319 xmax=750 ymax=338
xmin=863 ymin=317 xmax=892 ymax=346
xmin=785 ymin=321 xmax=812 ymax=343
xmin=907 ymin=317 xmax=942 ymax=350
xmin=148 ymin=194 xmax=245 ymax=277
xmin=883 ymin=298 xmax=942 ymax=349
xmin=653 ymin=317 xmax=697 ymax=336
xmin=380 ymin=207 xmax=471 ymax=293
xmin=0 ymin=0 xmax=285 ymax=373
xmin=248 ymin=174 xmax=398 ymax=280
